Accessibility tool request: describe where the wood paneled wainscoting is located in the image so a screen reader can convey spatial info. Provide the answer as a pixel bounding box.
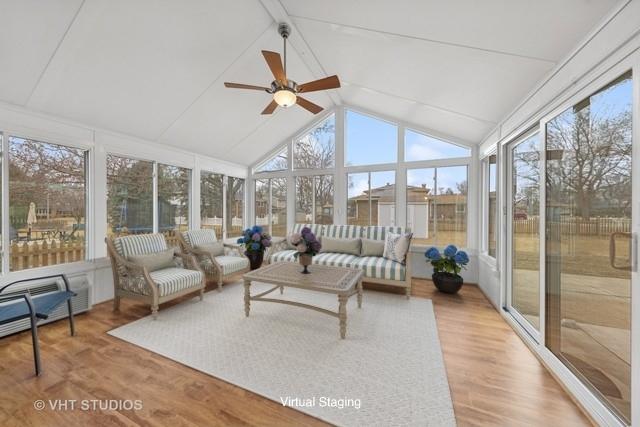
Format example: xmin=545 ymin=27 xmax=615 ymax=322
xmin=0 ymin=278 xmax=590 ymax=426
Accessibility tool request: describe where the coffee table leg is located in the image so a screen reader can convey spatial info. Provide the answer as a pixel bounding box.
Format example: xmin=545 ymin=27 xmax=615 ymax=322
xmin=244 ymin=279 xmax=251 ymax=317
xmin=280 ymin=285 xmax=284 ymax=295
xmin=338 ymin=294 xmax=348 ymax=339
xmin=357 ymin=279 xmax=363 ymax=309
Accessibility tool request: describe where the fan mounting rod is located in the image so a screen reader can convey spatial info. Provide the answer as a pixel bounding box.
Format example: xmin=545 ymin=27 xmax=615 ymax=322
xmin=278 ymin=23 xmax=290 ymax=76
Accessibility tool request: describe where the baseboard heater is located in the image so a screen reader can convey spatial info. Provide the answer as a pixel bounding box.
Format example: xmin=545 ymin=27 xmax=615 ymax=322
xmin=0 ymin=274 xmax=92 ymax=338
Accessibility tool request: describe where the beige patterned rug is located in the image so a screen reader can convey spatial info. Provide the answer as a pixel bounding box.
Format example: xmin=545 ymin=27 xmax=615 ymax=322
xmin=108 ymin=281 xmax=455 ymax=426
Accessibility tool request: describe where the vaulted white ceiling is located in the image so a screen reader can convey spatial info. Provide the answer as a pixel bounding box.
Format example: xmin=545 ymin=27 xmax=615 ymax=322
xmin=0 ymin=0 xmax=620 ymax=165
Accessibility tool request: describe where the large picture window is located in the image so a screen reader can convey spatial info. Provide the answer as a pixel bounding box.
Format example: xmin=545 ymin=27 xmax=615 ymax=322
xmin=347 ymin=171 xmax=396 ymax=226
xmin=254 ymin=178 xmax=287 ymax=236
xmin=107 ymin=155 xmax=154 ymax=237
xmin=294 ymin=114 xmax=335 ymax=169
xmin=407 ymin=166 xmax=467 ymax=247
xmin=345 ymin=110 xmax=397 ymax=166
xmin=200 ymin=171 xmax=224 ymax=238
xmin=157 ymin=164 xmax=190 ymax=246
xmin=9 ymin=136 xmax=87 ymax=271
xmin=405 ymin=129 xmax=470 ymax=162
xmin=226 ymin=177 xmax=245 ymax=237
xmin=296 ymin=175 xmax=334 ymax=224
xmin=255 ymin=146 xmax=288 ymax=173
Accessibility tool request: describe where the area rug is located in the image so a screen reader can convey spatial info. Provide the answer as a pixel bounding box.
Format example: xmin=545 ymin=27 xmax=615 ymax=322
xmin=108 ymin=281 xmax=456 ymax=426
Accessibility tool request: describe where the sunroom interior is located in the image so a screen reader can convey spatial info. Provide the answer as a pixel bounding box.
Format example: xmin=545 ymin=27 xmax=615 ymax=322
xmin=1 ymin=1 xmax=639 ymax=426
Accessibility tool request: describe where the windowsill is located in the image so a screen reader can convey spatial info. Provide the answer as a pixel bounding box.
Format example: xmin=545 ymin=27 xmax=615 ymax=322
xmin=409 ymin=243 xmax=477 ymax=256
xmin=0 ymin=258 xmax=109 ymax=280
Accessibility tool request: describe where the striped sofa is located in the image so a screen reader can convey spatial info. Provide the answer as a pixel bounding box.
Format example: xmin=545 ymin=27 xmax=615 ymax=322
xmin=268 ymin=224 xmax=412 ymax=298
xmin=178 ymin=229 xmax=249 ymax=291
xmin=106 ymin=233 xmax=206 ymax=319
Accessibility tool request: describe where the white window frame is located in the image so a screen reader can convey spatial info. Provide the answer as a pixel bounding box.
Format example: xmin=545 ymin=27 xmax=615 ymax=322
xmin=248 ymin=105 xmax=475 ymax=250
xmin=2 ymin=132 xmax=92 ymax=274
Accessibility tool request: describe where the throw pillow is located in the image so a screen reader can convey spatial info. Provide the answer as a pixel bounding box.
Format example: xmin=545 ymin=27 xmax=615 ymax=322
xmin=195 ymin=242 xmax=225 ymax=257
xmin=128 ymin=249 xmax=175 ymax=272
xmin=360 ymin=238 xmax=385 ymax=257
xmin=320 ymin=236 xmax=361 ymax=256
xmin=383 ymin=232 xmax=412 ymax=264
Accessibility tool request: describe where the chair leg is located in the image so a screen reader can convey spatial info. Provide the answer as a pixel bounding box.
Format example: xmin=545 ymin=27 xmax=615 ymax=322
xmin=151 ymin=305 xmax=159 ymax=320
xmin=199 ymin=288 xmax=204 ymax=301
xmin=67 ymin=298 xmax=76 ymax=336
xmin=405 ymin=286 xmax=411 ymax=299
xmin=113 ymin=296 xmax=121 ymax=313
xmin=217 ymin=276 xmax=223 ymax=292
xmin=30 ymin=316 xmax=42 ymax=376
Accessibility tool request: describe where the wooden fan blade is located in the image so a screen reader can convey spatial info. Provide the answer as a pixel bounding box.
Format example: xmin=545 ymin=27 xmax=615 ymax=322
xmin=261 ymin=99 xmax=278 ymax=115
xmin=224 ymin=82 xmax=270 ymax=91
xmin=298 ymin=75 xmax=340 ymax=93
xmin=296 ymin=96 xmax=323 ymax=114
xmin=262 ymin=50 xmax=286 ymax=84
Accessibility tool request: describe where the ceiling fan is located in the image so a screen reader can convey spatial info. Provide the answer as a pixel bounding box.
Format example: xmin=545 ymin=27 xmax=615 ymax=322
xmin=224 ymin=23 xmax=340 ymax=115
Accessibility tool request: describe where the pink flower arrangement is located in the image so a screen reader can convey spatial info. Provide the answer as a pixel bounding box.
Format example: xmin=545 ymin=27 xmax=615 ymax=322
xmin=289 ymin=227 xmax=321 ymax=258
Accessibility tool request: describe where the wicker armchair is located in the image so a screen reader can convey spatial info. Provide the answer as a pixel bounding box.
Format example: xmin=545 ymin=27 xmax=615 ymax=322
xmin=106 ymin=233 xmax=205 ymax=319
xmin=178 ymin=229 xmax=249 ymax=291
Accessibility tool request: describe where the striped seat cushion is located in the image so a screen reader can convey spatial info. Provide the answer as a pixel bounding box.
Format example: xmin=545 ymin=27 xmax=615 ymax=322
xmin=269 ymin=249 xmax=297 ymax=263
xmin=348 ymin=256 xmax=406 ymax=281
xmin=149 ymin=268 xmax=203 ymax=296
xmin=362 ymin=226 xmax=409 ymax=241
xmin=215 ymin=256 xmax=249 ymax=275
xmin=322 ymin=225 xmax=362 ymax=239
xmin=182 ymin=229 xmax=217 ymax=248
xmin=311 ymin=253 xmax=360 ymax=268
xmin=114 ymin=233 xmax=168 ymax=258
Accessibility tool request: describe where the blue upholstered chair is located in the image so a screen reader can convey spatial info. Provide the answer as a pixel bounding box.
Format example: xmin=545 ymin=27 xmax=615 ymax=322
xmin=0 ymin=274 xmax=76 ymax=376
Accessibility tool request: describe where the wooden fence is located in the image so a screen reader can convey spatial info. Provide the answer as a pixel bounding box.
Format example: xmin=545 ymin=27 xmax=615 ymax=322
xmin=10 ymin=240 xmax=85 ymax=271
xmin=514 ymin=217 xmax=631 ymax=236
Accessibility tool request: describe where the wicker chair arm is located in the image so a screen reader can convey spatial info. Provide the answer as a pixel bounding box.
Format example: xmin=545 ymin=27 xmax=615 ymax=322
xmin=106 ymin=244 xmax=158 ymax=297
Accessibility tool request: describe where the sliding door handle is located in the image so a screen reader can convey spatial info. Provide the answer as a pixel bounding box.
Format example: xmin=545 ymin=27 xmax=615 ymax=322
xmin=609 ymin=232 xmax=635 ymax=271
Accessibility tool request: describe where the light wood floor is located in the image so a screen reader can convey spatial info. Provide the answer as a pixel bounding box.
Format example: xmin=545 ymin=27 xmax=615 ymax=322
xmin=0 ymin=278 xmax=591 ymax=426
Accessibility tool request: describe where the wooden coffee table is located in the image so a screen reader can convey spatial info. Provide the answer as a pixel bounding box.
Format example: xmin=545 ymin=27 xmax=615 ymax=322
xmin=242 ymin=262 xmax=364 ymax=339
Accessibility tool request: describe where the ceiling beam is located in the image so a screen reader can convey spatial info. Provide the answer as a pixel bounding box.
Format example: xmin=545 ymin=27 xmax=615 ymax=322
xmin=258 ymin=0 xmax=342 ymax=106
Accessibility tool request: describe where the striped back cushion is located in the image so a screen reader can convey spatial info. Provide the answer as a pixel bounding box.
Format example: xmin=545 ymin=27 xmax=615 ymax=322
xmin=322 ymin=224 xmax=362 ymax=239
xmin=291 ymin=223 xmax=324 ymax=238
xmin=113 ymin=233 xmax=168 ymax=258
xmin=182 ymin=229 xmax=217 ymax=248
xmin=362 ymin=226 xmax=410 ymax=241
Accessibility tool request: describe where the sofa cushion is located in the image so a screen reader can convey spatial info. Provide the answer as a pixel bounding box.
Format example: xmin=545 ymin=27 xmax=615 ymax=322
xmin=182 ymin=229 xmax=217 ymax=248
xmin=128 ymin=249 xmax=175 ymax=272
xmin=149 ymin=268 xmax=203 ymax=296
xmin=360 ymin=238 xmax=385 ymax=257
xmin=320 ymin=237 xmax=361 ymax=256
xmin=362 ymin=226 xmax=408 ymax=241
xmin=348 ymin=256 xmax=406 ymax=281
xmin=195 ymin=241 xmax=224 ymax=257
xmin=312 ymin=253 xmax=360 ymax=268
xmin=323 ymin=224 xmax=362 ymax=239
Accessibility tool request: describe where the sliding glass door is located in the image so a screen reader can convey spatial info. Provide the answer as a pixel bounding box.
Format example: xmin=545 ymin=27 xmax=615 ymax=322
xmin=507 ymin=131 xmax=542 ymax=337
xmin=545 ymin=71 xmax=633 ymax=423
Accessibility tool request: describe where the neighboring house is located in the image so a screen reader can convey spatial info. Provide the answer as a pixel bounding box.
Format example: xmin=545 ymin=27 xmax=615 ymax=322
xmin=348 ymin=183 xmax=467 ymax=238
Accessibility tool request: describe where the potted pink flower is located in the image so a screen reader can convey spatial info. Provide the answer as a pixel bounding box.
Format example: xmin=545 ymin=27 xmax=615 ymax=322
xmin=289 ymin=227 xmax=321 ymax=274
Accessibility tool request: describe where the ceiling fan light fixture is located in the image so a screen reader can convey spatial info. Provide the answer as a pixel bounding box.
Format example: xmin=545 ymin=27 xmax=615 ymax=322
xmin=273 ymin=89 xmax=296 ymax=108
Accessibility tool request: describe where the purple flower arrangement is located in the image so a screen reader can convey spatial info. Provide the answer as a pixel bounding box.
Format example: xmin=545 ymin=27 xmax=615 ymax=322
xmin=237 ymin=225 xmax=272 ymax=253
xmin=289 ymin=227 xmax=321 ymax=258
